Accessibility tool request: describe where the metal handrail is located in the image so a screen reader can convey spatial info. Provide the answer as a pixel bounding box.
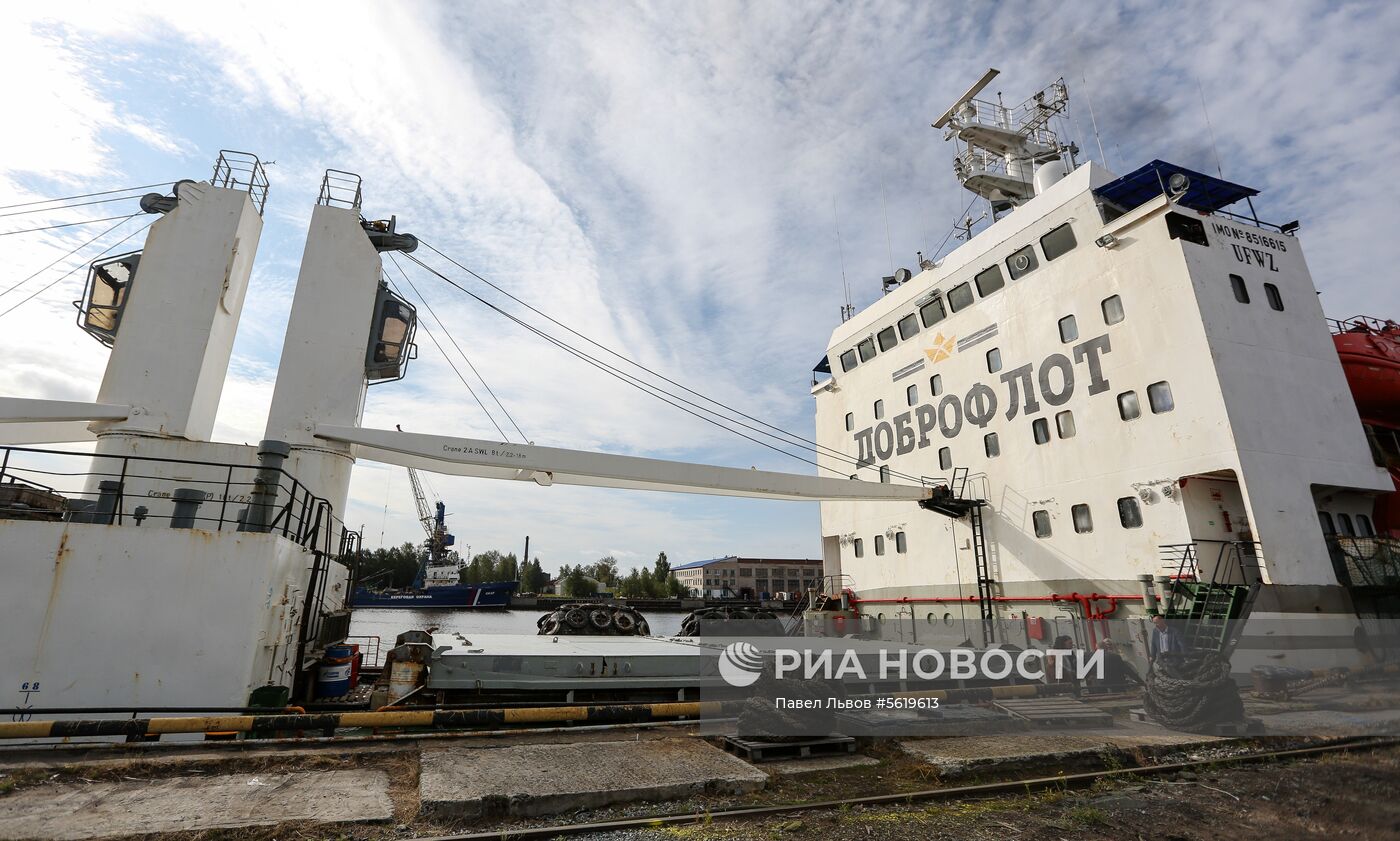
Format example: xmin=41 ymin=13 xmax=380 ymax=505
xmin=0 ymin=444 xmax=354 ymax=559
xmin=1330 ymin=315 xmax=1400 ymax=336
xmin=211 ymin=150 xmax=270 ymax=214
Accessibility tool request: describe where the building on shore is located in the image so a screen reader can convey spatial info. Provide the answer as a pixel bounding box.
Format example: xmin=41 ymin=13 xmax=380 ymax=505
xmin=672 ymin=556 xmax=823 ymax=599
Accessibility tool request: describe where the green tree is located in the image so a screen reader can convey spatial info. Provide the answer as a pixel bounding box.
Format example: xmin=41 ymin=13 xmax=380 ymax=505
xmin=563 ymin=567 xmax=596 ymax=597
xmin=653 ymin=551 xmax=670 ymax=582
xmin=588 ymin=556 xmax=620 ymax=587
xmin=350 ymin=542 xmax=423 ymax=589
xmin=665 ymin=573 xmax=687 ymax=598
xmin=617 ymin=568 xmax=644 ymax=598
xmin=520 ymin=558 xmax=550 ymax=594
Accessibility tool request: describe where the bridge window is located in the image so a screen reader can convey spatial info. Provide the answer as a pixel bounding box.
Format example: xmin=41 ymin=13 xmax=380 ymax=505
xmin=930 ymin=374 xmax=943 ymax=396
xmin=1102 ymin=294 xmax=1125 ymax=324
xmin=920 ymin=296 xmax=947 ymax=328
xmin=1117 ymin=496 xmax=1143 ymax=528
xmin=858 ymin=337 xmax=877 ymax=362
xmin=1072 ymin=503 xmax=1093 ymax=533
xmin=986 ymin=347 xmax=1002 ymax=373
xmin=1264 ymin=282 xmax=1284 ymax=311
xmin=877 ymin=326 xmax=899 ymax=352
xmin=1358 ymin=514 xmax=1375 ymax=537
xmin=1040 ymin=222 xmax=1078 ymax=260
xmin=1147 ymin=381 xmax=1175 ymax=413
xmin=879 ymin=465 xmax=890 ymax=483
xmin=1032 ymin=417 xmax=1050 ymax=445
xmin=984 ymin=432 xmax=1000 ymax=458
xmin=1166 ymin=212 xmax=1209 ymax=246
xmin=895 ymin=531 xmax=908 ymax=553
xmin=1338 ymin=513 xmax=1355 ymax=536
xmin=1118 ymin=390 xmax=1141 ymax=420
xmin=840 ymin=349 xmax=858 ymax=372
xmin=875 ymin=535 xmax=886 ymax=556
xmin=1006 ymin=244 xmax=1038 ymax=279
xmin=906 ymin=384 xmax=918 ymax=406
xmin=1058 ymin=314 xmax=1078 ymax=343
xmin=853 ymin=538 xmax=864 ymax=558
xmin=898 ymin=312 xmax=921 ymax=339
xmin=845 ymin=412 xmax=854 ymax=431
xmin=1318 ymin=511 xmax=1335 ymax=534
xmin=1230 ymin=273 xmax=1250 ymax=304
xmin=948 ymin=281 xmax=975 ymax=312
xmin=975 ymin=264 xmax=1005 ymax=297
xmin=1056 ymin=410 xmax=1076 ymax=439
xmin=874 ymin=399 xmax=885 ymax=419
xmin=1033 ymin=509 xmax=1052 ymax=538
xmin=939 ymin=447 xmax=952 ymax=470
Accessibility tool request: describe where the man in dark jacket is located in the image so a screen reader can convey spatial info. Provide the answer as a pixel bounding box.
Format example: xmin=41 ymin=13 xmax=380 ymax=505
xmin=1094 ymin=638 xmax=1144 ymax=692
xmin=1148 ymin=614 xmax=1185 ymax=662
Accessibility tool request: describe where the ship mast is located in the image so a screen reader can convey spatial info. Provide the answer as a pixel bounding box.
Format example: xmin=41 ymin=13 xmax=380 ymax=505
xmin=934 ymin=69 xmax=1077 ymax=216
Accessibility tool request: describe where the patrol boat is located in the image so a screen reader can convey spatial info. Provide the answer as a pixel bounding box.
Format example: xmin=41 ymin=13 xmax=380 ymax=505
xmin=810 ymin=71 xmax=1397 ymax=672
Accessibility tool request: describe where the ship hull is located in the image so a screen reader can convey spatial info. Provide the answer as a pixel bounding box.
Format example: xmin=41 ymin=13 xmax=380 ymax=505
xmin=351 ymin=580 xmax=517 ymax=609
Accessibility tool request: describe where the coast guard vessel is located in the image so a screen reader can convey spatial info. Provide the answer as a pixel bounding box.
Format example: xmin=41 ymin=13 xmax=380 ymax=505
xmin=812 ymin=71 xmax=1397 ymax=671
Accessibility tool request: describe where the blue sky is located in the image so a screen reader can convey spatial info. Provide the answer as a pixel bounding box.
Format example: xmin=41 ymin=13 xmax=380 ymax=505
xmin=3 ymin=1 xmax=1398 ymax=575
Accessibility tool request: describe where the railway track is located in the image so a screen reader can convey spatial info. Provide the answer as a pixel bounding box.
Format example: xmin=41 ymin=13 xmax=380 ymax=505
xmin=416 ymin=735 xmax=1400 ymax=841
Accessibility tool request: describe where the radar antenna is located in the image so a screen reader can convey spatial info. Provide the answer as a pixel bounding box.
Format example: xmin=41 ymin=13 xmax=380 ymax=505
xmin=936 ymin=70 xmax=1076 ymax=214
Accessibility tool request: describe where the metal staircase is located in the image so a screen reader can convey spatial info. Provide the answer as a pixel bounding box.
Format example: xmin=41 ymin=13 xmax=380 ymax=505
xmin=1157 ymin=541 xmax=1262 ymax=656
xmin=919 ymin=468 xmax=994 ymax=644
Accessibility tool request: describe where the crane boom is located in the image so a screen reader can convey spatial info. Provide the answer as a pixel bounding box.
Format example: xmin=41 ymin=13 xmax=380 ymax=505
xmin=406 ymin=466 xmax=435 ymax=540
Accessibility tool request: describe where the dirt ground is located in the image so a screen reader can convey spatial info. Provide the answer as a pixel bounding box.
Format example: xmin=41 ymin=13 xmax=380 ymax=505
xmin=4 ymin=739 xmax=1399 ymax=840
xmin=598 ymin=745 xmax=1400 ymax=841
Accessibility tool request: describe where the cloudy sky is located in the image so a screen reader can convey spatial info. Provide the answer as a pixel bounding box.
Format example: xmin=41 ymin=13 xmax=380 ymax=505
xmin=3 ymin=1 xmax=1397 ymax=575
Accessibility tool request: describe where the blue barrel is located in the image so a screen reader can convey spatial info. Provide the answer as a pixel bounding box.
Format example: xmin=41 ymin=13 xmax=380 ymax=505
xmin=315 ymin=645 xmax=356 ymax=698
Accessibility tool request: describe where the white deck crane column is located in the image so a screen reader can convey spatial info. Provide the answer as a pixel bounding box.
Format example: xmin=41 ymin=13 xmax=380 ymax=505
xmin=92 ymin=176 xmax=264 ymax=441
xmin=264 ymin=172 xmax=418 ymax=516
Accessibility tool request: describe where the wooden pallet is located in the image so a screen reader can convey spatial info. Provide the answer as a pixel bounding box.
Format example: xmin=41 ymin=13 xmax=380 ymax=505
xmin=993 ymin=697 xmax=1113 ymax=729
xmin=721 ymin=734 xmax=856 ymax=763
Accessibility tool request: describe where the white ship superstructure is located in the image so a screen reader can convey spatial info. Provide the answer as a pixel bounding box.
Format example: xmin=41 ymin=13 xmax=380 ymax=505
xmin=813 ymin=73 xmax=1393 ymax=670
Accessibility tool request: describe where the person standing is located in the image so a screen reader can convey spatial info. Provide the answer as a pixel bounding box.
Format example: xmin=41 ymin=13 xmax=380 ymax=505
xmin=1147 ymin=614 xmax=1185 ymax=662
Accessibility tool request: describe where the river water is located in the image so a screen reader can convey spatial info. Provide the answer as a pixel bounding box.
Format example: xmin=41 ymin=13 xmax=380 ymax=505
xmin=347 ymin=607 xmax=687 ymax=662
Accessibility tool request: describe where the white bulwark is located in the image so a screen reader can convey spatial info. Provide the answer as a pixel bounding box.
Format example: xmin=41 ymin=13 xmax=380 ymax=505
xmin=813 ymin=77 xmax=1391 ymax=670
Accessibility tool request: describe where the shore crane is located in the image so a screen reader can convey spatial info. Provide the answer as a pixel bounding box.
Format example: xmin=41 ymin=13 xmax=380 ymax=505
xmin=406 ymin=466 xmax=455 ymax=588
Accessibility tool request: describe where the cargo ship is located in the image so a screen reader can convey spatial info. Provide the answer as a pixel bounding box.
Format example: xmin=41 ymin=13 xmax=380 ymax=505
xmin=809 ymin=71 xmax=1398 ymax=672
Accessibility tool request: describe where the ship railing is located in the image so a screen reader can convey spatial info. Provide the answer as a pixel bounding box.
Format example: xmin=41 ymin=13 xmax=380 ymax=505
xmin=1329 ymin=314 xmax=1399 ymax=336
xmin=1326 ymin=535 xmax=1400 ymax=588
xmin=317 ymin=169 xmax=363 ymax=210
xmin=211 ymin=150 xmax=270 ymax=215
xmin=0 ymin=444 xmax=354 ymax=561
xmin=344 ymin=635 xmax=386 ymax=668
xmin=949 ymin=95 xmax=1061 ymax=146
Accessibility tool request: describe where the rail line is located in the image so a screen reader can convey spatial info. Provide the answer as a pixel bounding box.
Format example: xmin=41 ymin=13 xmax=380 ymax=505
xmin=415 ymin=735 xmax=1400 ymax=840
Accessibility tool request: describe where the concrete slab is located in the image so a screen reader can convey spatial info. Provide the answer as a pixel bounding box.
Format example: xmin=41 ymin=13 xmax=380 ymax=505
xmin=1257 ymin=707 xmax=1400 ymax=736
xmin=419 ymin=737 xmax=767 ymax=818
xmin=760 ymin=753 xmax=880 ymax=776
xmin=0 ymin=769 xmax=392 ymax=841
xmin=900 ymin=722 xmax=1223 ymax=778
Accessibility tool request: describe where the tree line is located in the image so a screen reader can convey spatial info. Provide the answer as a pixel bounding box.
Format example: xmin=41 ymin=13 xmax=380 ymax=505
xmin=348 ymin=545 xmax=683 ymax=598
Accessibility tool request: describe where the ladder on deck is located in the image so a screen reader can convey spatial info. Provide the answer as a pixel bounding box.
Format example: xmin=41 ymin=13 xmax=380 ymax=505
xmin=1158 ymin=541 xmax=1261 ymax=656
xmin=919 ymin=467 xmax=994 ymax=644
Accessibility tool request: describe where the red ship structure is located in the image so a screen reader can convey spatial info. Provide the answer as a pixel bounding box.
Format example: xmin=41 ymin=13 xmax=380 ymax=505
xmin=1334 ymin=315 xmax=1400 ymax=535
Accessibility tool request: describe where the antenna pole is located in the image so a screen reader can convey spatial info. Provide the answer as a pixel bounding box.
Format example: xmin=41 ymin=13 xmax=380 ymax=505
xmin=1082 ymin=74 xmax=1109 ymax=169
xmin=879 ymin=173 xmax=895 ymax=276
xmin=832 ymin=196 xmax=854 ymax=322
xmin=1196 ymin=76 xmax=1226 ymax=179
